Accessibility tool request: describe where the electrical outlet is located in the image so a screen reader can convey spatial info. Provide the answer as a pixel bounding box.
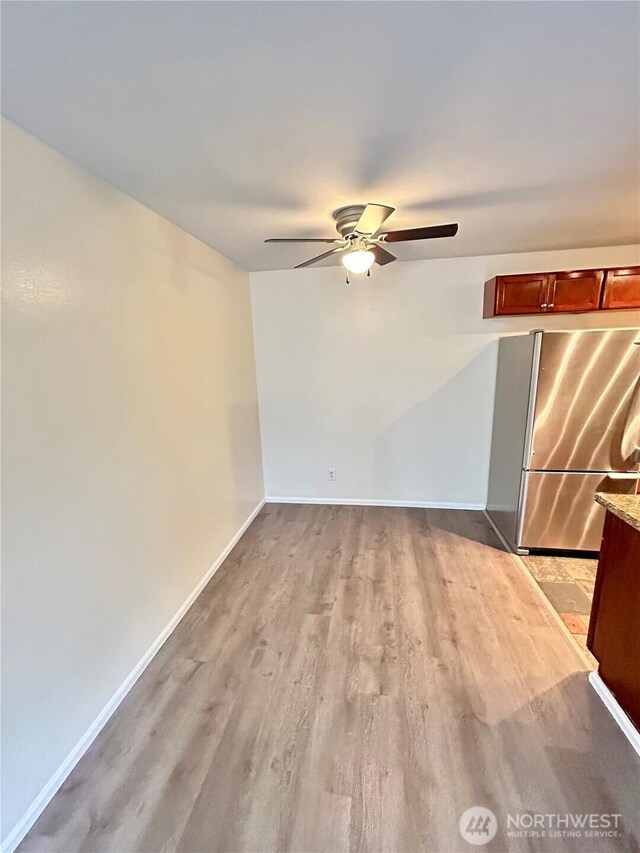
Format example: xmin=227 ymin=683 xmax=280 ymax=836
xmin=328 ymin=468 xmax=336 ymax=481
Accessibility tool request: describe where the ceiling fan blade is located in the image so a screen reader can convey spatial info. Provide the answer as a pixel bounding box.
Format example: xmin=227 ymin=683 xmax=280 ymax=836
xmin=382 ymin=223 xmax=459 ymax=243
xmin=371 ymin=245 xmax=397 ymax=266
xmin=294 ymin=247 xmax=344 ymax=269
xmin=354 ymin=203 xmax=395 ymax=236
xmin=265 ymin=237 xmax=338 ymax=243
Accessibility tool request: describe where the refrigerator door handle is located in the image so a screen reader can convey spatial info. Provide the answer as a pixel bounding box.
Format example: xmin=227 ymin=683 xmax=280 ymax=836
xmin=521 ymin=332 xmax=543 ymax=468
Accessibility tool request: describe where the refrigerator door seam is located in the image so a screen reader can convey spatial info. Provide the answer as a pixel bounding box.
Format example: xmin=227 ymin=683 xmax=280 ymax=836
xmin=526 ymin=469 xmax=639 ymax=475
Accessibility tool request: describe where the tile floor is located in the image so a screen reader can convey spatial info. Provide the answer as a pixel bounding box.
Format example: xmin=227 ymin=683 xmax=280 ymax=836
xmin=520 ymin=555 xmax=598 ymax=666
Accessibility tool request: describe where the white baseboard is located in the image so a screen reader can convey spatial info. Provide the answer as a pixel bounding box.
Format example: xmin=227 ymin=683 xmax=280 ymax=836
xmin=266 ymin=497 xmax=486 ymax=510
xmin=589 ymin=671 xmax=640 ymax=758
xmin=482 ymin=508 xmax=515 ymax=552
xmin=1 ymin=498 xmax=266 ymax=853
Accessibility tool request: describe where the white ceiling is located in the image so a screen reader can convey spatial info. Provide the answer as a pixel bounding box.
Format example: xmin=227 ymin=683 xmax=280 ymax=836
xmin=2 ymin=1 xmax=639 ymax=272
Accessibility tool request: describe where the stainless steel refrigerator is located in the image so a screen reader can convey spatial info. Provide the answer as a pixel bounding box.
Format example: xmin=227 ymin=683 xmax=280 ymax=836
xmin=486 ymin=328 xmax=640 ymax=553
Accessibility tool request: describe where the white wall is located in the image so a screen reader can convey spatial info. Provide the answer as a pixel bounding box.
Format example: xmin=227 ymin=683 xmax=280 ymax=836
xmin=1 ymin=119 xmax=264 ymax=843
xmin=251 ymin=246 xmax=639 ymax=506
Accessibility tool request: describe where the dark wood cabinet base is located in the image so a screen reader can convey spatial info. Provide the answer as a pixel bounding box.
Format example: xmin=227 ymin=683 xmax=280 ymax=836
xmin=588 ymin=510 xmax=640 ymax=730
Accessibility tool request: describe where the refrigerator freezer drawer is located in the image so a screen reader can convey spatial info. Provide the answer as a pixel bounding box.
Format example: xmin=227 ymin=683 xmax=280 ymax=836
xmin=518 ymin=471 xmax=639 ymax=551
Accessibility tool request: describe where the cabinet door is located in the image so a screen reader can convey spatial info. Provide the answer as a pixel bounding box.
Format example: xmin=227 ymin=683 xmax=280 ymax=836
xmin=601 ymin=267 xmax=640 ymax=310
xmin=547 ymin=270 xmax=603 ymax=313
xmin=588 ymin=512 xmax=640 ymax=729
xmin=495 ymin=274 xmax=550 ymax=315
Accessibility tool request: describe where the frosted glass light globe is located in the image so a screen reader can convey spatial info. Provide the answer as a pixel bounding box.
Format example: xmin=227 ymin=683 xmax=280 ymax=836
xmin=342 ymin=249 xmax=375 ymax=274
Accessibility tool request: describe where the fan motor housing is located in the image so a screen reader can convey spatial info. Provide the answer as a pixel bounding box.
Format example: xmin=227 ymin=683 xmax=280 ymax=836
xmin=333 ymin=205 xmax=368 ymax=237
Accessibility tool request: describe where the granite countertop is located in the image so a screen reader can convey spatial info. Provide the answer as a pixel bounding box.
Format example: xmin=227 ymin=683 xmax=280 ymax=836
xmin=595 ymin=493 xmax=640 ymax=533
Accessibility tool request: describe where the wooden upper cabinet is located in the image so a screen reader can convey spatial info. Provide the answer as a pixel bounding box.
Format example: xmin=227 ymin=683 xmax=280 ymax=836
xmin=601 ymin=267 xmax=640 ymax=310
xmin=484 ymin=273 xmax=550 ymax=317
xmin=547 ymin=269 xmax=603 ymax=313
xmin=484 ymin=266 xmax=638 ymax=317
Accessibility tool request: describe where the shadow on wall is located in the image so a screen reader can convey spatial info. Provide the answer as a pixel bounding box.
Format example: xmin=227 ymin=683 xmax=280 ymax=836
xmin=226 ymin=399 xmax=264 ymax=512
xmin=373 ymin=343 xmax=498 ymax=505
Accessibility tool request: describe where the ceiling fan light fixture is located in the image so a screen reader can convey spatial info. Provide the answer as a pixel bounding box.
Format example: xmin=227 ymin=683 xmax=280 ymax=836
xmin=264 ymin=203 xmax=458 ymax=271
xmin=342 ymin=249 xmax=375 ymax=274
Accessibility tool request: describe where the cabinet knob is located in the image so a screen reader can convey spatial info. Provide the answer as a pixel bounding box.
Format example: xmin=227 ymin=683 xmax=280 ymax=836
xmin=541 ymin=303 xmax=548 ymax=308
xmin=548 ymin=303 xmax=554 ymax=308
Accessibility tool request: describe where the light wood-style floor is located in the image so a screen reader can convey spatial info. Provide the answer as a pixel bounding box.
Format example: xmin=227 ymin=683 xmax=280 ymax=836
xmin=20 ymin=505 xmax=640 ymax=852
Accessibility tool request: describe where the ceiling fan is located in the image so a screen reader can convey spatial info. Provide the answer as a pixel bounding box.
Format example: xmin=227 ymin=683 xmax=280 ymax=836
xmin=265 ymin=203 xmax=458 ymax=281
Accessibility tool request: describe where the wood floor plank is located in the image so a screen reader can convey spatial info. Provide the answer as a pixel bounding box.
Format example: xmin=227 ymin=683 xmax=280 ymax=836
xmin=19 ymin=505 xmax=640 ymax=852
